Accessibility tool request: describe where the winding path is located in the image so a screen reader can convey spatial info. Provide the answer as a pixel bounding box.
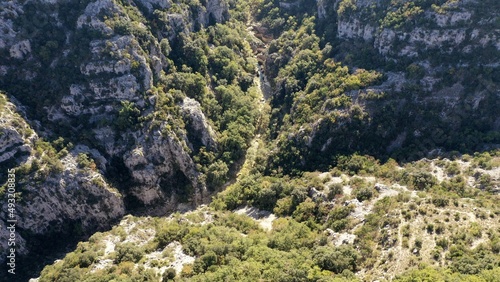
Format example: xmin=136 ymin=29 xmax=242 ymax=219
xmin=235 ymin=23 xmax=272 ymax=180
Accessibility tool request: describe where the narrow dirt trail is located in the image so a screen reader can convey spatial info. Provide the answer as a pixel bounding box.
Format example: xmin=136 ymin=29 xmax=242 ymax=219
xmin=235 ymin=23 xmax=272 ymax=180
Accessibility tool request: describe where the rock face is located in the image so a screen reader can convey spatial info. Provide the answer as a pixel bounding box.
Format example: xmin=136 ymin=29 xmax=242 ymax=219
xmin=0 ymin=94 xmax=35 ymax=165
xmin=335 ymin=0 xmax=500 ymax=65
xmin=0 ymin=0 xmax=229 ymax=205
xmin=181 ymin=97 xmax=218 ymax=150
xmin=263 ymin=0 xmax=499 ymax=173
xmin=331 ymin=0 xmax=499 ymax=151
xmin=137 ymin=0 xmax=172 ymax=13
xmin=338 ymin=19 xmax=376 ymax=41
xmin=123 ymin=123 xmax=204 ymax=210
xmin=201 ymin=0 xmax=230 ymax=25
xmin=316 ymin=0 xmax=327 ymax=19
xmin=0 ymin=0 xmax=229 ymax=269
xmin=0 ymin=94 xmax=125 ymax=265
xmin=0 ymin=167 xmax=125 ymax=264
xmin=1 ymin=152 xmax=125 ymax=234
xmin=53 ymin=34 xmax=151 ymax=120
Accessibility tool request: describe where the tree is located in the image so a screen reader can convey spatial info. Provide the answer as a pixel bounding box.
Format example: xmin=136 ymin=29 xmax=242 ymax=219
xmin=114 ymin=242 xmax=144 ymax=263
xmin=115 ymin=101 xmax=140 ymax=130
xmin=313 ymin=245 xmax=359 ymax=273
xmin=206 ymin=160 xmax=229 ymax=189
xmin=163 ymin=268 xmax=176 ymax=281
xmin=160 ymin=38 xmax=171 ymax=57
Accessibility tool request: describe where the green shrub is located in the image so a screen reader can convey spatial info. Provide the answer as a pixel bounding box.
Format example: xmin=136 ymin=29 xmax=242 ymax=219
xmin=405 ymin=171 xmax=437 ymax=190
xmin=436 ymin=238 xmax=449 ymax=250
xmin=193 ymin=251 xmax=218 ymax=273
xmin=327 ymin=183 xmax=343 ymax=200
xmin=115 ymin=100 xmax=141 ymax=131
xmin=338 ymin=154 xmax=379 ymax=176
xmin=76 ymin=153 xmax=92 ymax=169
xmin=432 ymin=197 xmax=449 ymax=207
xmin=473 ymin=152 xmax=494 ymax=169
xmin=155 ymin=221 xmax=186 ymax=248
xmin=325 ymin=205 xmax=353 ymax=232
xmin=445 ymin=162 xmax=461 ymax=175
xmin=292 ymin=196 xmax=316 ymax=217
xmin=114 ymin=242 xmax=144 ymax=263
xmin=426 ymin=224 xmax=434 ymax=234
xmin=414 ymin=238 xmax=422 ymax=251
xmin=268 ymin=218 xmax=315 ymax=251
xmin=355 ymin=187 xmax=374 ymax=202
xmin=163 ymin=267 xmax=176 ymax=281
xmin=312 ymin=245 xmax=359 ymax=273
xmin=206 ymin=160 xmax=229 ymax=189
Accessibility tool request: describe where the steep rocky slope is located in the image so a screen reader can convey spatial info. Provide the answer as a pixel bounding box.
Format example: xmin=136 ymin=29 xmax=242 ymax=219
xmin=334 ymin=0 xmax=499 ymax=64
xmin=0 ymin=93 xmax=35 ymax=167
xmin=0 ymin=0 xmax=498 ymax=280
xmin=262 ymin=0 xmax=499 ymax=173
xmin=0 ymin=91 xmax=126 ymax=279
xmin=34 ymin=155 xmax=500 ymax=281
xmin=0 ymin=0 xmax=231 ymax=209
xmin=0 ymin=0 xmax=262 ymax=277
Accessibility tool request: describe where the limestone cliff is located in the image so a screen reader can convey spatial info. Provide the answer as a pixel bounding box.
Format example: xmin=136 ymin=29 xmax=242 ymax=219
xmin=0 ymin=0 xmax=229 ymax=207
xmin=0 ymin=93 xmax=35 ymax=166
xmin=335 ymin=0 xmax=500 ymax=65
xmin=261 ymin=0 xmax=499 ymax=173
xmin=332 ymin=0 xmax=499 ymax=153
xmin=0 ymin=93 xmax=126 ymax=266
xmin=0 ymin=0 xmax=230 ymax=271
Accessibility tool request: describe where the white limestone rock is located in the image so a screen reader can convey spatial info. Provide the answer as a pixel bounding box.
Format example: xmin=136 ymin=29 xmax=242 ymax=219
xmin=123 ymin=124 xmax=206 ymax=208
xmin=334 ymin=0 xmax=500 ymax=62
xmin=14 ymin=152 xmax=125 ymax=235
xmin=180 ymin=97 xmax=218 ymax=150
xmin=9 ymin=40 xmax=31 ymax=59
xmin=317 ymin=0 xmax=327 ymax=19
xmin=77 ymin=0 xmax=116 ymax=36
xmin=0 ymin=149 xmax=125 ymax=264
xmin=0 ymin=1 xmax=22 ymax=50
xmin=0 ymin=95 xmax=36 ymax=164
xmin=202 ymin=0 xmax=229 ymax=24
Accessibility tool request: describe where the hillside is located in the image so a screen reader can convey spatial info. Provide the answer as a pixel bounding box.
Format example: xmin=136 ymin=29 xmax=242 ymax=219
xmin=33 ymin=154 xmax=500 ymax=281
xmin=0 ymin=0 xmax=498 ymax=281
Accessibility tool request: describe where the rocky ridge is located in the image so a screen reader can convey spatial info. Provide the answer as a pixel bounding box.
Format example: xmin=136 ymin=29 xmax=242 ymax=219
xmin=0 ymin=93 xmax=35 ymax=165
xmin=335 ymin=0 xmax=500 ymax=63
xmin=0 ymin=0 xmax=229 ymax=204
xmin=0 ymin=93 xmax=126 ymax=268
xmin=0 ymin=0 xmax=231 ymax=274
xmin=264 ymin=0 xmax=499 ymax=172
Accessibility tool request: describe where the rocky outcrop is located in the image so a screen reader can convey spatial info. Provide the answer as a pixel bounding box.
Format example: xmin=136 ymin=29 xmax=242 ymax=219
xmin=0 ymin=159 xmax=125 ymax=264
xmin=0 ymin=0 xmax=232 ymax=270
xmin=263 ymin=0 xmax=499 ymax=172
xmin=181 ymin=97 xmax=218 ymax=150
xmin=0 ymin=1 xmax=22 ymax=50
xmin=50 ymin=34 xmax=152 ymax=120
xmin=9 ymin=40 xmax=31 ymax=59
xmin=1 ymin=0 xmax=230 ymax=125
xmin=123 ymin=123 xmax=206 ymax=210
xmin=279 ymin=1 xmax=300 ymax=9
xmin=0 ymin=94 xmax=35 ymax=165
xmin=201 ymin=0 xmax=229 ymax=25
xmin=0 ymin=0 xmax=230 ymax=205
xmin=338 ymin=19 xmax=376 ymax=41
xmin=7 ymin=152 xmax=125 ymax=234
xmin=334 ymin=0 xmax=500 ymax=64
xmin=316 ymin=0 xmax=327 ymax=19
xmin=137 ymin=0 xmax=172 ymax=13
xmin=0 ymin=104 xmax=125 ymax=264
